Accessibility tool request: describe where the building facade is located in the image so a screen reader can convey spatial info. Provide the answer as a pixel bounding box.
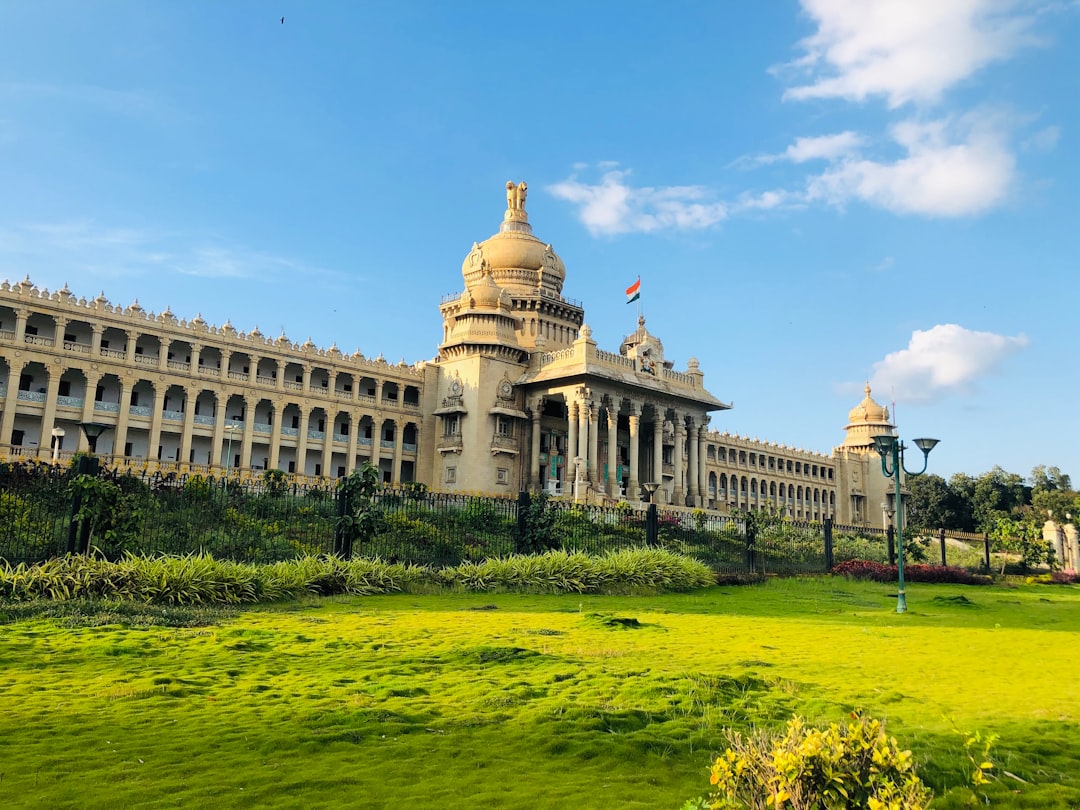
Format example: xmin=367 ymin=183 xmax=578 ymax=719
xmin=0 ymin=182 xmax=899 ymax=527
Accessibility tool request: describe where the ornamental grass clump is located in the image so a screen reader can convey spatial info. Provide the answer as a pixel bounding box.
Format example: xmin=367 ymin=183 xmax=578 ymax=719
xmin=686 ymin=713 xmax=931 ymax=810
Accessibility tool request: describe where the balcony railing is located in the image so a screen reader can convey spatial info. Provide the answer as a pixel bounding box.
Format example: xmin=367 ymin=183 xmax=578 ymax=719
xmin=93 ymin=400 xmax=120 ymax=412
xmin=24 ymin=335 xmax=54 ymax=347
xmin=134 ymin=354 xmax=158 ymax=365
xmin=64 ymin=341 xmax=91 ymax=354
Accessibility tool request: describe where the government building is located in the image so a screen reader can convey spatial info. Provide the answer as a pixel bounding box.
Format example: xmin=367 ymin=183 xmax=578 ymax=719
xmin=0 ymin=182 xmax=900 ymax=528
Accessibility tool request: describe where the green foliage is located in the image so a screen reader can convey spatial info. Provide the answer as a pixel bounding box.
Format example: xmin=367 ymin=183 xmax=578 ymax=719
xmin=989 ymin=511 xmax=1051 ymax=572
xmin=337 ymin=464 xmax=386 ymax=550
xmin=697 ymin=713 xmax=932 ymax=809
xmin=262 ymin=468 xmax=287 ymax=496
xmin=517 ymin=491 xmax=560 ymax=554
xmin=69 ymin=474 xmax=146 ymax=556
xmin=0 ymin=491 xmax=58 ymax=560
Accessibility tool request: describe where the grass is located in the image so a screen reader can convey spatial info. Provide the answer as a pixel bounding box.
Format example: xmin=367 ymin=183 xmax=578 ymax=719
xmin=1 ymin=577 xmax=1077 ymax=808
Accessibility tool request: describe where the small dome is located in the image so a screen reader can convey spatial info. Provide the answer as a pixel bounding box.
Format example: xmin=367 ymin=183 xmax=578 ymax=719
xmin=467 ymin=264 xmax=507 ymax=311
xmin=848 ymin=383 xmax=890 ymax=424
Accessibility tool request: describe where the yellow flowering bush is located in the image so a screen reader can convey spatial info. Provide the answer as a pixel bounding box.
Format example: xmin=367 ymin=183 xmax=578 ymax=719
xmin=690 ymin=713 xmax=931 ymax=810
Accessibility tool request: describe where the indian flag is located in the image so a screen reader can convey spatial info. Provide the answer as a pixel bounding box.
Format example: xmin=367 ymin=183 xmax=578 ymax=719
xmin=625 ymin=277 xmax=641 ymax=304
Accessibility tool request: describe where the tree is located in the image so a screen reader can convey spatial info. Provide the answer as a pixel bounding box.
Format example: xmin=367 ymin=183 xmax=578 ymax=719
xmin=905 ymin=474 xmax=958 ymax=534
xmin=1030 ymin=465 xmax=1072 ymax=495
xmin=335 ymin=463 xmax=386 ymax=557
xmin=972 ymin=467 xmax=1026 ymax=533
xmin=947 ymin=473 xmax=977 ymax=532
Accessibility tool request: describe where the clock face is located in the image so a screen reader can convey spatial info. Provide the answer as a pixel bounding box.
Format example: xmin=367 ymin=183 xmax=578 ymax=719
xmin=449 ymin=379 xmax=463 ymax=396
xmin=498 ymin=380 xmax=513 ymax=399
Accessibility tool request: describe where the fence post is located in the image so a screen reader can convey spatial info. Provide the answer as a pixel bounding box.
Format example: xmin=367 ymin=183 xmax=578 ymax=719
xmin=939 ymin=527 xmax=947 ymax=567
xmin=645 ymin=503 xmax=658 ymax=546
xmin=334 ymin=484 xmax=351 ymax=558
xmin=745 ymin=520 xmax=756 ymax=574
xmin=516 ymin=490 xmax=530 ymax=551
xmin=887 ymin=524 xmax=896 ymax=566
xmin=983 ymin=532 xmax=991 ymax=572
xmin=823 ymin=517 xmax=834 ymax=571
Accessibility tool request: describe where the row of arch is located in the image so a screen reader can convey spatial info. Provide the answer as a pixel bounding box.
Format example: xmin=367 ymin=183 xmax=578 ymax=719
xmin=708 ymin=471 xmax=836 ymax=518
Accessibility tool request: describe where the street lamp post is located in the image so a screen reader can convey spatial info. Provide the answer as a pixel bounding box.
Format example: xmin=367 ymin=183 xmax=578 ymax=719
xmin=873 ymin=434 xmax=939 ymax=613
xmin=50 ymin=427 xmax=65 ymax=464
xmin=68 ymin=421 xmax=112 ymax=554
xmin=642 ymin=482 xmax=660 ymax=545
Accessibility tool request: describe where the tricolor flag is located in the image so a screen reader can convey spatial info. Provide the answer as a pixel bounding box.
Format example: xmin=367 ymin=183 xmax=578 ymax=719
xmin=625 ymin=277 xmax=641 ymax=304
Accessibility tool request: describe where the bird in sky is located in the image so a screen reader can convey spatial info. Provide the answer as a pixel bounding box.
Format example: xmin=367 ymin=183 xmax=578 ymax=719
xmin=280 ymin=16 xmax=285 ymax=24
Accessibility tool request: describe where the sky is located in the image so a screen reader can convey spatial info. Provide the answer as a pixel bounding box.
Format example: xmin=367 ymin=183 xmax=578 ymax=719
xmin=1 ymin=1 xmax=1077 ymax=482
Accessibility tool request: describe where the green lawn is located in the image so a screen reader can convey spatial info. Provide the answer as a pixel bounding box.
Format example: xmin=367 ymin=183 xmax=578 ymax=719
xmin=2 ymin=578 xmax=1077 ymax=808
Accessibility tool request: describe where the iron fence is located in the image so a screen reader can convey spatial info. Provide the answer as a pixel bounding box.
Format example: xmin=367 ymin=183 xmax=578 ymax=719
xmin=0 ymin=460 xmax=904 ymax=574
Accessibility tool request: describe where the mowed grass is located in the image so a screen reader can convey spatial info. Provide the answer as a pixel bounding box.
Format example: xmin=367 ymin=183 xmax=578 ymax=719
xmin=1 ymin=578 xmax=1077 ymax=809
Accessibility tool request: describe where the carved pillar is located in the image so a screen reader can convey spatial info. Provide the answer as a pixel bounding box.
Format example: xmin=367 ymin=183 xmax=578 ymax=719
xmin=687 ymin=417 xmax=699 ymax=506
xmin=212 ymin=392 xmax=227 ymax=471
xmin=220 ymin=349 xmax=233 ymax=378
xmin=653 ymin=408 xmax=664 ymax=502
xmin=370 ymin=417 xmax=383 ymax=471
xmin=190 ymin=344 xmax=202 ymax=374
xmin=346 ymin=411 xmax=359 ymax=474
xmin=698 ymin=425 xmax=708 ymax=507
xmin=374 ymin=380 xmax=384 ymax=405
xmin=673 ymin=414 xmax=686 ymax=506
xmin=241 ymin=396 xmax=256 ymax=473
xmin=158 ymin=340 xmax=169 ymax=372
xmin=301 ymin=364 xmax=312 ymax=393
xmin=322 ymin=412 xmax=335 ymax=478
xmin=628 ymin=404 xmax=640 ymax=500
xmin=13 ymin=310 xmax=28 ymax=344
xmin=0 ymin=358 xmax=25 ymax=450
xmin=114 ymin=380 xmax=134 ymax=461
xmin=78 ymin=371 xmax=102 ymax=452
xmin=587 ymin=402 xmax=599 ymax=487
xmin=1065 ymin=523 xmax=1079 ymax=571
xmin=148 ymin=387 xmax=167 ymax=464
xmin=296 ymin=407 xmax=310 ymax=476
xmin=529 ymin=399 xmax=543 ymax=490
xmin=567 ymin=401 xmax=578 ymax=476
xmin=91 ymin=324 xmax=104 ymax=355
xmin=606 ymin=406 xmax=618 ymax=496
xmin=275 ymin=359 xmax=285 ymax=391
xmin=392 ymin=419 xmax=404 ymax=484
xmin=179 ymin=386 xmax=198 ymax=468
xmin=268 ymin=402 xmax=283 ymax=471
xmin=37 ymin=367 xmax=63 ymax=461
xmin=124 ymin=331 xmax=137 ymax=363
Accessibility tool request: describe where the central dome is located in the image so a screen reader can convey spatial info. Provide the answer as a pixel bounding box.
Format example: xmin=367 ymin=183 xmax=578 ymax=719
xmin=461 ymin=181 xmax=567 ymax=297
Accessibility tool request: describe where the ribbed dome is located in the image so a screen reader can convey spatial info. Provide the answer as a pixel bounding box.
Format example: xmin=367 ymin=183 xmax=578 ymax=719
xmin=467 ymin=266 xmax=508 ymax=311
xmin=460 ymin=181 xmax=567 ymax=297
xmin=848 ymin=383 xmax=890 ymax=424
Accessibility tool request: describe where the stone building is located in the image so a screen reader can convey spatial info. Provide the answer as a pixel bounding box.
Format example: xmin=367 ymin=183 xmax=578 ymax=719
xmin=0 ymin=182 xmax=900 ymax=527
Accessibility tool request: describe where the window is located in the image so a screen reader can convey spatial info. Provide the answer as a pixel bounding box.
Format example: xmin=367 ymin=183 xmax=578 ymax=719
xmin=26 ymin=325 xmax=38 ymax=336
xmin=11 ymin=429 xmax=24 ymax=446
xmin=58 ymin=380 xmax=71 ymax=397
xmin=445 ymin=466 xmax=456 ymax=484
xmin=64 ymin=333 xmax=76 ymax=343
xmin=497 ymin=416 xmax=512 ymax=436
xmin=443 ymin=415 xmax=460 ymax=437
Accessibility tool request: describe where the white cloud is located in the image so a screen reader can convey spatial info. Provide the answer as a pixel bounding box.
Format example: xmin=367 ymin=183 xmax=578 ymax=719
xmin=1022 ymin=124 xmax=1061 ymax=151
xmin=758 ymin=131 xmax=866 ymax=164
xmin=870 ymin=323 xmax=1029 ymax=403
xmin=548 ymin=168 xmax=728 ymax=235
xmin=781 ymin=0 xmax=1038 ymax=107
xmin=804 ymin=112 xmax=1015 ymax=216
xmin=0 ymin=220 xmax=327 ymax=285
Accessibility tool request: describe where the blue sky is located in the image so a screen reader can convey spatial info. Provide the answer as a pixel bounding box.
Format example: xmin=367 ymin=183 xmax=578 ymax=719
xmin=1 ymin=1 xmax=1077 ymax=481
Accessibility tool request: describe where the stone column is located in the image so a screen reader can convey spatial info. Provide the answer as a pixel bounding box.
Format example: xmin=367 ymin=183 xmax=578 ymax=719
xmin=673 ymin=415 xmax=686 ymax=506
xmin=392 ymin=419 xmax=404 ymax=484
xmin=220 ymin=349 xmax=232 ymax=377
xmin=37 ymin=366 xmax=63 ymax=461
xmin=91 ymin=324 xmax=104 ymax=356
xmin=321 ymin=413 xmax=335 ymax=478
xmin=370 ymin=417 xmax=383 ymax=471
xmin=529 ymin=399 xmax=543 ymax=490
xmin=190 ymin=344 xmax=202 ymax=374
xmin=296 ymin=407 xmax=310 ymax=476
xmin=114 ymin=380 xmax=134 ymax=461
xmin=212 ymin=392 xmax=227 ymax=471
xmin=653 ymin=408 xmax=664 ymax=501
xmin=346 ymin=411 xmax=359 ymax=474
xmin=606 ymin=406 xmax=618 ymax=496
xmin=268 ymin=402 xmax=283 ymax=471
xmin=0 ymin=359 xmax=24 ymax=452
xmin=567 ymin=401 xmax=578 ymax=478
xmin=628 ymin=404 xmax=640 ymax=500
xmin=179 ymin=386 xmax=198 ymax=467
xmin=275 ymin=359 xmax=285 ymax=391
xmin=13 ymin=309 xmax=28 ymax=344
xmin=302 ymin=364 xmax=312 ymax=394
xmin=77 ymin=371 xmax=101 ymax=452
xmin=687 ymin=418 xmax=699 ymax=506
xmin=698 ymin=426 xmax=708 ymax=507
xmin=124 ymin=331 xmax=137 ymax=363
xmin=374 ymin=380 xmax=384 ymax=405
xmin=241 ymin=396 xmax=256 ymax=473
xmin=148 ymin=387 xmax=167 ymax=464
xmin=1065 ymin=523 xmax=1079 ymax=571
xmin=587 ymin=403 xmax=600 ymax=487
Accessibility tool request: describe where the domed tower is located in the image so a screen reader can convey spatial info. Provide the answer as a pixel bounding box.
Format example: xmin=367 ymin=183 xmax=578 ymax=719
xmin=841 ymin=383 xmax=895 ymax=453
xmin=833 ymin=383 xmax=898 ymax=528
xmin=442 ymin=181 xmax=584 ymax=353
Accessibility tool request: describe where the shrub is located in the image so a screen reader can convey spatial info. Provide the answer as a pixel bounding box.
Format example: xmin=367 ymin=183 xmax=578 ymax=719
xmin=686 ymin=713 xmax=931 ymax=809
xmin=831 ymin=559 xmax=992 ymax=585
